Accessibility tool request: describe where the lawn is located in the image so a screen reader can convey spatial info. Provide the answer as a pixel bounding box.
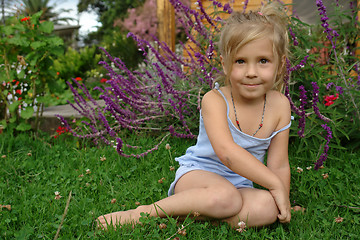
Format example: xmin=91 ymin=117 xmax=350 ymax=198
xmin=0 ymin=131 xmax=359 ymax=239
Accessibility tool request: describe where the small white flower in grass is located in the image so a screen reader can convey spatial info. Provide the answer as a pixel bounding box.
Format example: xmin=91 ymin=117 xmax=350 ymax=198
xmin=306 ymin=166 xmax=312 ymax=170
xmin=86 ymin=169 xmax=91 ymax=174
xmin=334 ymin=216 xmax=344 ymax=223
xmin=54 ymin=191 xmax=62 ymax=200
xmin=236 ymin=221 xmax=246 ymax=233
xmin=165 ymin=143 xmax=171 ymax=150
xmin=158 ymin=223 xmax=167 ymax=229
xmin=100 ymin=156 xmax=106 ymax=161
xmin=177 ymin=225 xmax=187 ymax=236
xmin=297 ymin=167 xmax=303 ymax=173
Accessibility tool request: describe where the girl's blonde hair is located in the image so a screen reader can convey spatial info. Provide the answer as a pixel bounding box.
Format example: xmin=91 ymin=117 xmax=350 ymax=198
xmin=218 ymin=1 xmax=289 ymax=91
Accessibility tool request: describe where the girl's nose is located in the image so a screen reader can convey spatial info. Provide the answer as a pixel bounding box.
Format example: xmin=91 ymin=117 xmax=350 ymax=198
xmin=245 ymin=64 xmax=257 ymax=78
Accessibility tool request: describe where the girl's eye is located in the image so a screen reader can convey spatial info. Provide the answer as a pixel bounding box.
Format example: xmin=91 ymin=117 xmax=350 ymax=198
xmin=236 ymin=59 xmax=245 ymax=64
xmin=259 ymin=59 xmax=269 ymax=64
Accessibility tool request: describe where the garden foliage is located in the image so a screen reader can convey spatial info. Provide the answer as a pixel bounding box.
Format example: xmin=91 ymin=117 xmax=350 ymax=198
xmin=0 ymin=11 xmax=64 ymax=131
xmin=57 ymin=0 xmax=359 ymax=168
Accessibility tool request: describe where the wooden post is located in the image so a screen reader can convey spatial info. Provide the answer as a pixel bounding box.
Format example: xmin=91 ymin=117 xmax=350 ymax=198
xmin=157 ymin=0 xmax=176 ymax=53
xmin=356 ymin=0 xmax=360 ymax=58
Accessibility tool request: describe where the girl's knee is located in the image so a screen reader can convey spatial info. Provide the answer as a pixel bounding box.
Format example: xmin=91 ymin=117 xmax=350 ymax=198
xmin=206 ymin=187 xmax=243 ymax=216
xmin=228 ymin=190 xmax=278 ymax=227
xmin=255 ymin=191 xmax=278 ymax=224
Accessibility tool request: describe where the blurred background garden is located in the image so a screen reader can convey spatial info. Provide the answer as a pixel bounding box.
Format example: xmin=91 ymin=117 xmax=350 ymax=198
xmin=1 ymin=0 xmax=360 ymax=239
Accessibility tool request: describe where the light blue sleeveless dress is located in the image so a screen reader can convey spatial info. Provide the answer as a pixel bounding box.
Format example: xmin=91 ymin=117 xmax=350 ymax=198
xmin=168 ymin=84 xmax=291 ymax=196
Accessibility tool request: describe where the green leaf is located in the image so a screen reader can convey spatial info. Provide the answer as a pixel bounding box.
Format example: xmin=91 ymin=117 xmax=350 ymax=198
xmin=31 ymin=41 xmax=46 ymax=49
xmin=20 ymin=107 xmax=34 ymax=119
xmin=9 ymin=116 xmax=17 ymax=123
xmin=32 ymin=11 xmax=43 ymax=20
xmin=3 ymin=26 xmax=14 ymax=36
xmin=47 ymin=78 xmax=63 ymax=93
xmin=9 ymin=101 xmax=20 ymax=112
xmin=0 ymin=120 xmax=7 ymax=129
xmin=17 ymin=70 xmax=26 ymax=79
xmin=16 ymin=122 xmax=32 ymax=131
xmin=7 ymin=36 xmax=30 ymax=47
xmin=39 ymin=21 xmax=54 ymax=33
xmin=46 ymin=37 xmax=64 ymax=47
xmin=50 ymin=46 xmax=64 ymax=56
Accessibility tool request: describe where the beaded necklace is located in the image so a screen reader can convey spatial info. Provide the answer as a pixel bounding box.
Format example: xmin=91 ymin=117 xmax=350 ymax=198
xmin=230 ymin=91 xmax=267 ymax=137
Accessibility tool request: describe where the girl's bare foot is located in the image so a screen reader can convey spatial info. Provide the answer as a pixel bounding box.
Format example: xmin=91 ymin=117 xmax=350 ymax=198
xmin=97 ymin=206 xmax=149 ymax=230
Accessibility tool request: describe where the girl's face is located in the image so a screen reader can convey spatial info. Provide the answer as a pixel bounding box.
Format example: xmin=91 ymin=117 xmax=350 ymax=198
xmin=223 ymin=37 xmax=278 ymax=100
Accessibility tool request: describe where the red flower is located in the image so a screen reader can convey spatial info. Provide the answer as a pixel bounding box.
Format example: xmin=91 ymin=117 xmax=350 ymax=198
xmin=54 ymin=126 xmax=69 ymax=138
xmin=75 ymin=77 xmax=82 ymax=81
xmin=16 ymin=89 xmax=22 ymax=95
xmin=100 ymin=78 xmax=108 ymax=83
xmin=57 ymin=72 xmax=60 ymax=75
xmin=21 ymin=17 xmax=30 ymax=22
xmin=324 ymin=93 xmax=339 ymax=106
xmin=56 ymin=126 xmax=68 ymax=134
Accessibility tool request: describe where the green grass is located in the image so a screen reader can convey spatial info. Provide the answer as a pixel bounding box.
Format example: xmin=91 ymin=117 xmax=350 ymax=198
xmin=0 ymin=131 xmax=359 ymax=239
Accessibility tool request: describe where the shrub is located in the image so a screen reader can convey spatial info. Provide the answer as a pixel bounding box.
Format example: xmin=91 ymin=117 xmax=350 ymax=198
xmin=0 ymin=11 xmax=64 ymax=132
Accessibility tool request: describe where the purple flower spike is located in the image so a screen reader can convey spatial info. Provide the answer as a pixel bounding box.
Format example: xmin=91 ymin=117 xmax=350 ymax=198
xmin=314 ymin=124 xmax=332 ymax=169
xmin=316 ymin=0 xmax=339 ymax=49
xmin=288 ymin=27 xmax=299 ymax=46
xmin=297 ymin=85 xmax=308 ymax=138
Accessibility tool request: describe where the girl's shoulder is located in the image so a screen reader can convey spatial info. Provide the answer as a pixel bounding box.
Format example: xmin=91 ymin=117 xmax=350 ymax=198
xmin=267 ymin=90 xmax=291 ymax=130
xmin=202 ymin=86 xmax=228 ymax=104
xmin=267 ymin=90 xmax=290 ymax=108
xmin=201 ymin=86 xmax=230 ymax=114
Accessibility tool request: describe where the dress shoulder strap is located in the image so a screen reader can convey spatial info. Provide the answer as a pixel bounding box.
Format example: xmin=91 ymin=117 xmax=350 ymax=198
xmin=273 ymin=116 xmax=294 ymax=135
xmin=214 ymin=82 xmax=229 ymax=115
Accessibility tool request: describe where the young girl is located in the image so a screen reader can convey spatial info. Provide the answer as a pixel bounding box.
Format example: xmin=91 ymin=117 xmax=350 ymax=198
xmin=98 ymin=1 xmax=292 ymax=229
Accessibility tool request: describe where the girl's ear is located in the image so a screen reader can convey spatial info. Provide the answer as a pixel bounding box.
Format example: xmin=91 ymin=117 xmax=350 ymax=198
xmin=220 ymin=55 xmax=227 ymax=75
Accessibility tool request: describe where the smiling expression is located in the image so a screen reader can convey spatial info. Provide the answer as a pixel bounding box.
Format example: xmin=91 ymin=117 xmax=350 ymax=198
xmin=223 ymin=37 xmax=278 ymax=101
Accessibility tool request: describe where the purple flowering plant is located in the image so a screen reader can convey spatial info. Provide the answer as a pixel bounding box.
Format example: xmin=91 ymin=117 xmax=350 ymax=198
xmin=58 ymin=0 xmax=359 ymax=168
xmin=287 ymin=0 xmax=360 ymax=167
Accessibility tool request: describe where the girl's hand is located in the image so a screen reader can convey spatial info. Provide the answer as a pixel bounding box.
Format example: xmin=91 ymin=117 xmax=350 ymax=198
xmin=269 ymin=188 xmax=291 ymax=223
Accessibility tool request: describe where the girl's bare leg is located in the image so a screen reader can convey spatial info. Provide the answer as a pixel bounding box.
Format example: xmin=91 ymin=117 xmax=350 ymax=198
xmin=97 ymin=170 xmax=280 ymax=229
xmin=97 ymin=170 xmax=243 ymax=229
